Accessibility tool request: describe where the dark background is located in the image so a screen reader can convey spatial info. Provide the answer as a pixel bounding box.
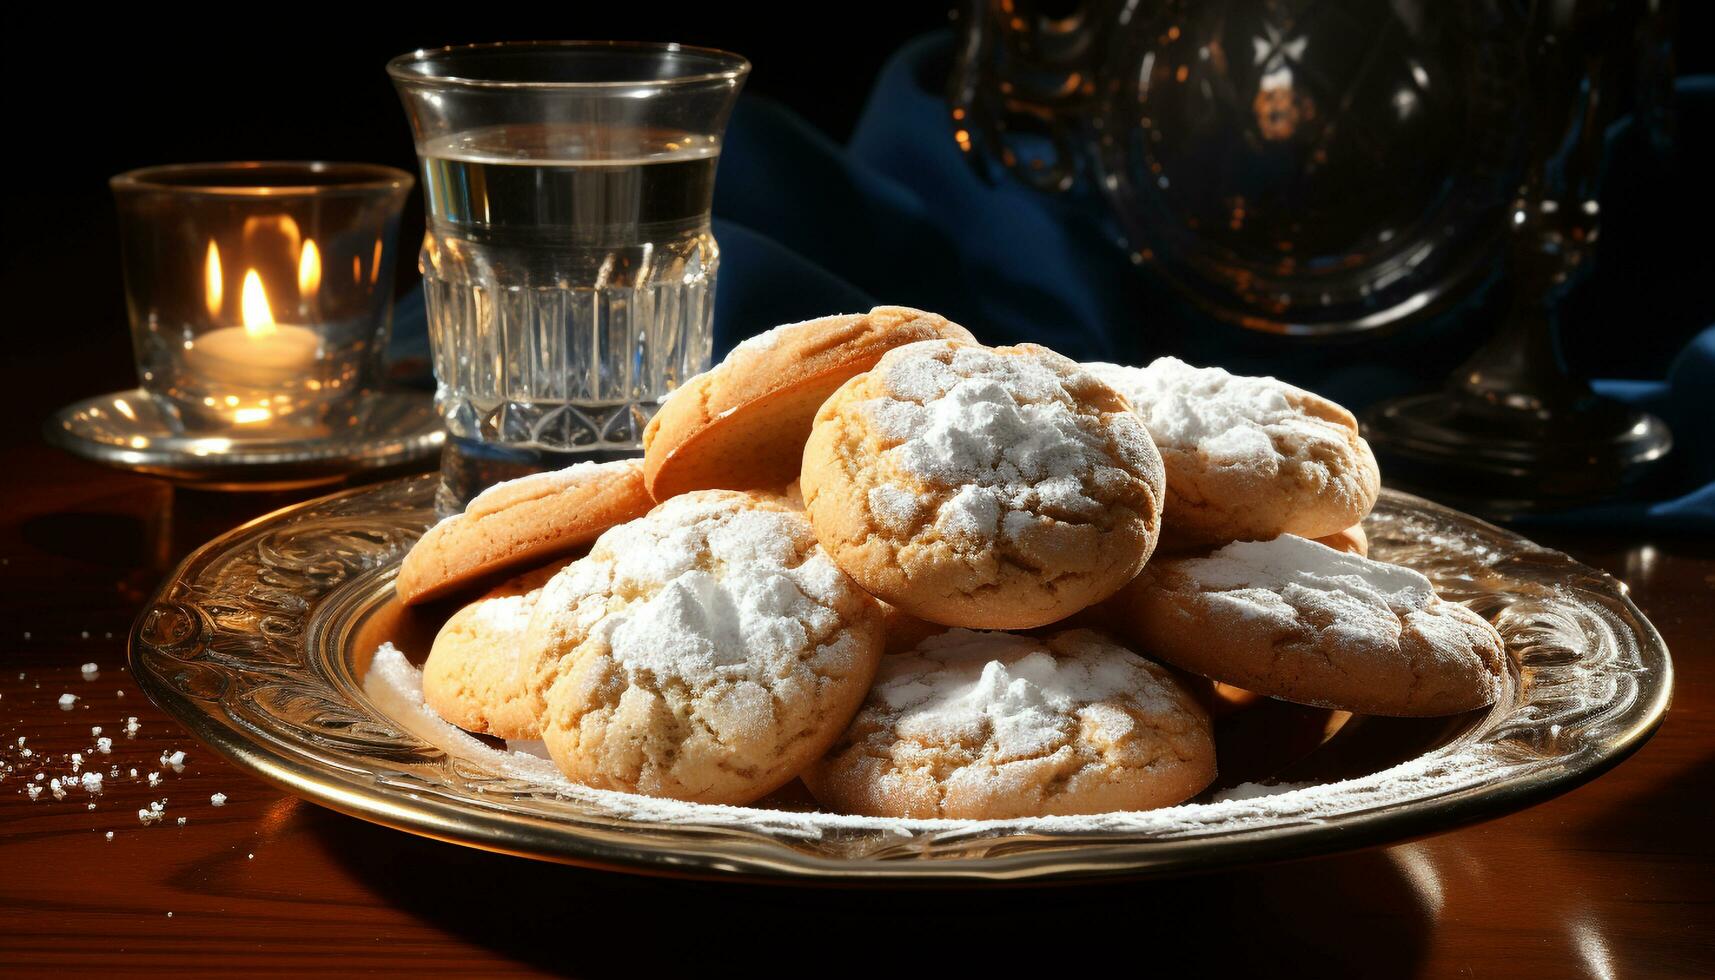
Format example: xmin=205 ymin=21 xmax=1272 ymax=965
xmin=5 ymin=5 xmax=1711 ymax=446
xmin=1 ymin=7 xmax=953 ymax=441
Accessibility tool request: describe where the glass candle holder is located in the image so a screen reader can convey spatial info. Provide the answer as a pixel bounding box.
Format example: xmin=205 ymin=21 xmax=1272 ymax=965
xmin=112 ymin=162 xmax=414 ymax=434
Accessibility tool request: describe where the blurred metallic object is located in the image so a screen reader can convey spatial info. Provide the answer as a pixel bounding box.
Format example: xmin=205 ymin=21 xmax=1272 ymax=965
xmin=1363 ymin=0 xmax=1676 ymax=513
xmin=954 ymin=0 xmax=1527 ymax=335
xmin=45 ymin=388 xmax=443 ymax=491
xmin=951 ymin=0 xmax=1105 ymax=193
xmin=956 ymin=0 xmax=1678 ymax=512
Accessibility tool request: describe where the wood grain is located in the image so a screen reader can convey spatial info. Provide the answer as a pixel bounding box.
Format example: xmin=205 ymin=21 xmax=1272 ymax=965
xmin=1 ymin=435 xmax=1710 ymax=977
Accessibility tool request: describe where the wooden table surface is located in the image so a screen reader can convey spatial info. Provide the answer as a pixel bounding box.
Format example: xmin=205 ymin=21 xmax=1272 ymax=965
xmin=2 ymin=419 xmax=1710 ymax=976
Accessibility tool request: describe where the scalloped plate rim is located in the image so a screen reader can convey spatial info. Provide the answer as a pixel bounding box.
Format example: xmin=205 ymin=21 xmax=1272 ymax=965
xmin=127 ymin=475 xmax=1674 ymax=884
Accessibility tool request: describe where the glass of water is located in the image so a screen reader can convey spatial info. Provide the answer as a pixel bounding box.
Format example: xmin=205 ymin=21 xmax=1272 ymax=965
xmin=388 ymin=41 xmax=748 ymax=511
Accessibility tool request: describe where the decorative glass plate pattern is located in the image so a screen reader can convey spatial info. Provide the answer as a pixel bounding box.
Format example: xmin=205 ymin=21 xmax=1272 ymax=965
xmin=129 ymin=476 xmax=1672 ymax=883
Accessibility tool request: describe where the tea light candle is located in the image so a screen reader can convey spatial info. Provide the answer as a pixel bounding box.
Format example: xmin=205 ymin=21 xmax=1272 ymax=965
xmin=188 ymin=325 xmax=320 ymax=387
xmin=185 ymin=269 xmax=320 ymax=389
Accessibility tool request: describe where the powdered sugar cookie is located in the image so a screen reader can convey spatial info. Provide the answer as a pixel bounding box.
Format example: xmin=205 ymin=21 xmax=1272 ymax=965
xmin=1112 ymin=534 xmax=1505 ymax=717
xmin=397 ymin=459 xmax=651 ymax=605
xmin=801 ymin=341 xmax=1165 ymax=630
xmin=1086 ymin=358 xmax=1379 ymax=547
xmin=642 ymin=306 xmax=975 ymax=502
xmin=528 ymin=490 xmax=885 ymax=805
xmin=802 ymin=628 xmax=1215 ymax=819
xmin=421 ymin=557 xmax=574 ymax=739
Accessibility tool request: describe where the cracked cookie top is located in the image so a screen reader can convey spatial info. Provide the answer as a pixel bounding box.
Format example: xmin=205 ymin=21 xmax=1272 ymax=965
xmin=802 ymin=628 xmax=1215 ymax=819
xmin=528 ymin=489 xmax=884 ymax=805
xmin=801 ymin=341 xmax=1165 ymax=630
xmin=1113 ymin=534 xmax=1505 ymax=717
xmin=1086 ymin=358 xmax=1379 ymax=548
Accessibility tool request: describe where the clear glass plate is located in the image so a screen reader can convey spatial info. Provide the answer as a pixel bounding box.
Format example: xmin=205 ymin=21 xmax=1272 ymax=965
xmin=129 ymin=475 xmax=1672 ymax=883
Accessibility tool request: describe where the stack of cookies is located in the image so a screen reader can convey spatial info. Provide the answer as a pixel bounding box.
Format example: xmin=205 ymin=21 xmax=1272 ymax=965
xmin=396 ymin=307 xmax=1507 ymax=820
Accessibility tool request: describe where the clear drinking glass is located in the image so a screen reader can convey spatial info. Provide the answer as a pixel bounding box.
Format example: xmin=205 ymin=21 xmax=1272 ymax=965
xmin=388 ymin=41 xmax=749 ymax=511
xmin=111 ymin=162 xmax=413 ymax=434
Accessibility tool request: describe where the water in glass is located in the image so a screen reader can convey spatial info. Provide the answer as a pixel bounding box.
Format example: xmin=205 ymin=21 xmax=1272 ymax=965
xmin=419 ymin=123 xmax=719 ymax=509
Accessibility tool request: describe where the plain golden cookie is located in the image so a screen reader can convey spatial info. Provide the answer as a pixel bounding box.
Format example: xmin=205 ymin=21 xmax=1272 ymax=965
xmin=641 ymin=306 xmax=976 ymax=501
xmin=1315 ymin=523 xmax=1368 ymax=556
xmin=528 ymin=490 xmax=885 ymax=805
xmin=802 ymin=628 xmax=1216 ymax=819
xmin=801 ymin=341 xmax=1165 ymax=630
xmin=1111 ymin=534 xmax=1505 ymax=717
xmin=396 ymin=459 xmax=651 ymax=606
xmin=878 ymin=601 xmax=942 ymax=655
xmin=1086 ymin=358 xmax=1380 ymax=548
xmin=420 ymin=557 xmax=574 ymax=739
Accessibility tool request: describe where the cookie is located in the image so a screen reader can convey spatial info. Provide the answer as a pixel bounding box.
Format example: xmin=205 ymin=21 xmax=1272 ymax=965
xmin=1085 ymin=358 xmax=1380 ymax=547
xmin=878 ymin=601 xmax=942 ymax=655
xmin=802 ymin=628 xmax=1216 ymax=819
xmin=1111 ymin=534 xmax=1505 ymax=717
xmin=420 ymin=558 xmax=574 ymax=739
xmin=801 ymin=341 xmax=1165 ymax=630
xmin=528 ymin=490 xmax=886 ymax=805
xmin=396 ymin=459 xmax=651 ymax=606
xmin=1314 ymin=523 xmax=1368 ymax=557
xmin=641 ymin=306 xmax=976 ymax=502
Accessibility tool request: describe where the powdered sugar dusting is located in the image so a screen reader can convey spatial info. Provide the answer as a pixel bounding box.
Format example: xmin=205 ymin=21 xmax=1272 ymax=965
xmin=1187 ymin=534 xmax=1431 ymax=601
xmin=1211 ymin=780 xmax=1315 ymax=802
xmin=866 ymin=485 xmax=921 ymax=530
xmin=877 ymin=630 xmax=1173 ymax=761
xmin=542 ymin=492 xmax=858 ymax=687
xmin=363 ymin=643 xmax=1517 ymax=840
xmin=367 ymin=643 xmax=565 ymax=786
xmin=864 ymin=345 xmax=1118 ymax=537
xmin=467 ymin=590 xmax=537 ymax=633
xmin=1173 ymin=534 xmax=1454 ymax=640
xmin=1163 ymin=535 xmax=1505 ymax=688
xmin=1087 ymin=357 xmax=1338 ymax=465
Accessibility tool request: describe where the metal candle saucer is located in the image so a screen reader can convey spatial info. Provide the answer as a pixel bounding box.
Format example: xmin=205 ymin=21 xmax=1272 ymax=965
xmin=45 ymin=388 xmax=444 ymax=491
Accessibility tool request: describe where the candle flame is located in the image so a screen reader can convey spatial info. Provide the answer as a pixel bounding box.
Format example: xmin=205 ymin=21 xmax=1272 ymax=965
xmin=241 ymin=270 xmax=277 ymax=338
xmin=370 ymin=238 xmax=383 ymax=284
xmin=298 ymin=239 xmax=322 ymax=299
xmin=204 ymin=241 xmax=223 ymax=318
